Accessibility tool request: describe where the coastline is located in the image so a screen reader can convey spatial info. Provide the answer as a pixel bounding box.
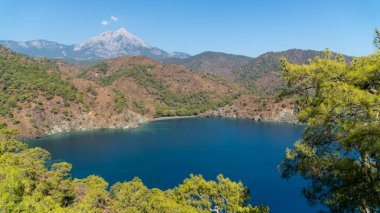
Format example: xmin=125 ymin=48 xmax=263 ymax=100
xmin=21 ymin=114 xmax=300 ymax=141
xmin=148 ymin=115 xmax=198 ymax=122
xmin=22 ymin=115 xmax=199 ymax=141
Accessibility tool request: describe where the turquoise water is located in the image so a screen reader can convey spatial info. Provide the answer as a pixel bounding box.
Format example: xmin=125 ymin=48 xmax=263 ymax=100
xmin=28 ymin=118 xmax=318 ymax=212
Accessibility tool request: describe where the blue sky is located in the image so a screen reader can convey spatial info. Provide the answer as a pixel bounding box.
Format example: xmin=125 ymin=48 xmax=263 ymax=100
xmin=0 ymin=0 xmax=379 ymax=57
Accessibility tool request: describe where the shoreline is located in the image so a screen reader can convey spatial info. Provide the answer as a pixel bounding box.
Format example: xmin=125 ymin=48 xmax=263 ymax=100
xmin=23 ymin=115 xmax=200 ymax=141
xmin=22 ymin=115 xmax=300 ymax=141
xmin=148 ymin=115 xmax=198 ymax=122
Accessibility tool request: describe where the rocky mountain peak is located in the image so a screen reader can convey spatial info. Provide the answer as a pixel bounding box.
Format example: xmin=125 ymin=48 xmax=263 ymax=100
xmin=74 ymin=28 xmax=151 ymax=52
xmin=0 ymin=27 xmax=190 ymax=60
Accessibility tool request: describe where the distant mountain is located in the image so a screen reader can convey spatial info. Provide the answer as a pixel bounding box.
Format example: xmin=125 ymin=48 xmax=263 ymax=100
xmin=163 ymin=51 xmax=252 ymax=75
xmin=0 ymin=39 xmax=73 ymax=58
xmin=235 ymin=49 xmax=332 ymax=81
xmin=0 ymin=28 xmax=190 ymax=61
xmin=234 ymin=49 xmax=352 ymax=94
xmin=164 ymin=49 xmax=351 ymax=95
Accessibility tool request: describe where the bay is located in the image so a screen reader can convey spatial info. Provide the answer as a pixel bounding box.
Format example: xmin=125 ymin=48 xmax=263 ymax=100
xmin=28 ymin=118 xmax=319 ymax=212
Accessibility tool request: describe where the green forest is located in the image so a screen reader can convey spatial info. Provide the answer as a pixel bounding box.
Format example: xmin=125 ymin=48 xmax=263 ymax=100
xmin=0 ymin=47 xmax=81 ymax=117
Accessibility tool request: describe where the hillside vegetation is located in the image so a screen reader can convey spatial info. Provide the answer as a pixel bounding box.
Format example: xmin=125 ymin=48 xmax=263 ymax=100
xmin=0 ymin=46 xmax=298 ymax=139
xmin=234 ymin=49 xmax=351 ymax=95
xmin=163 ymin=51 xmax=252 ymax=76
xmin=0 ymin=46 xmax=81 ymax=117
xmin=80 ymin=56 xmax=242 ymax=117
xmin=0 ymin=46 xmax=254 ymax=138
xmin=166 ymin=49 xmax=351 ymax=96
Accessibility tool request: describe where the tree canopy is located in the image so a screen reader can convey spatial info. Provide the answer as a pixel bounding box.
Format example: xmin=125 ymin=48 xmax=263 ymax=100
xmin=279 ymin=42 xmax=380 ymax=211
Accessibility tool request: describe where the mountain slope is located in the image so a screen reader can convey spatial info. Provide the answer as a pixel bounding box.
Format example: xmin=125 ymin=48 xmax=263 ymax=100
xmin=0 ymin=28 xmax=190 ymax=61
xmin=164 ymin=49 xmax=352 ymax=95
xmin=78 ymin=56 xmax=242 ymax=117
xmin=163 ymin=51 xmax=252 ymax=75
xmin=0 ymin=40 xmax=72 ymax=58
xmin=0 ymin=46 xmax=245 ymax=138
xmin=234 ymin=49 xmax=352 ymax=95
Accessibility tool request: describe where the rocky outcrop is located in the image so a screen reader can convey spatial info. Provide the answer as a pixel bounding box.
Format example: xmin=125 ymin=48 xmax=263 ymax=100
xmin=46 ymin=111 xmax=146 ymax=136
xmin=201 ymin=94 xmax=298 ymax=123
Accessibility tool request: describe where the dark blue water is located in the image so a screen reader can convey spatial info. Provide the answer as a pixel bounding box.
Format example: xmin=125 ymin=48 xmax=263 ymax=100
xmin=28 ymin=118 xmax=318 ymax=212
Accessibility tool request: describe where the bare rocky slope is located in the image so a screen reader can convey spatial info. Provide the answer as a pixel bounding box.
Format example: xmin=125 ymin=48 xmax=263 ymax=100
xmin=0 ymin=46 xmax=297 ymax=139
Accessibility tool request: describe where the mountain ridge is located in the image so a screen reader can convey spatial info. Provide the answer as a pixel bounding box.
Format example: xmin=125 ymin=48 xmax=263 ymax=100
xmin=1 ymin=29 xmax=353 ymax=97
xmin=0 ymin=28 xmax=190 ymax=61
xmin=163 ymin=51 xmax=252 ymax=76
xmin=165 ymin=49 xmax=352 ymax=95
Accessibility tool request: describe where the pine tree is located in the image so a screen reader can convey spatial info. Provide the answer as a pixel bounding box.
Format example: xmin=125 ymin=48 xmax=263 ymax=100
xmin=279 ymin=37 xmax=380 ymax=211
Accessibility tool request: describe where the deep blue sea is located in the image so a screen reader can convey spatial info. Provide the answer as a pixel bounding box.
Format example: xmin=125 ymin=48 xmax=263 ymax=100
xmin=28 ymin=118 xmax=321 ymax=212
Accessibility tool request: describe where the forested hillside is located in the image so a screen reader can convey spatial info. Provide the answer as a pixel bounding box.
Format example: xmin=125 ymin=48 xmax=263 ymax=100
xmin=0 ymin=46 xmax=248 ymax=138
xmin=0 ymin=45 xmax=300 ymax=138
xmin=162 ymin=51 xmax=252 ymax=76
xmin=0 ymin=46 xmax=81 ymax=117
xmin=234 ymin=49 xmax=351 ymax=95
xmin=166 ymin=49 xmax=351 ymax=96
xmin=79 ymin=56 xmax=242 ymax=117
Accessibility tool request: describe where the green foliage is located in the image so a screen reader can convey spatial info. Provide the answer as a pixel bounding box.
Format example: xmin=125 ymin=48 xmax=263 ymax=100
xmin=155 ymin=91 xmax=214 ymax=117
xmin=62 ymin=108 xmax=69 ymax=117
xmin=11 ymin=118 xmax=20 ymax=125
xmin=86 ymin=86 xmax=98 ymax=96
xmin=154 ymin=92 xmax=239 ymax=118
xmin=0 ymin=123 xmax=267 ymax=212
xmin=173 ymin=174 xmax=268 ymax=213
xmin=93 ymin=61 xmax=109 ymax=74
xmin=50 ymin=107 xmax=59 ymax=115
xmin=0 ymin=122 xmax=26 ymax=155
xmin=132 ymin=101 xmax=149 ymax=115
xmin=100 ymin=65 xmax=156 ymax=86
xmin=279 ymin=49 xmax=380 ymax=211
xmin=374 ymin=28 xmax=380 ymax=49
xmin=113 ymin=89 xmax=128 ymax=113
xmin=0 ymin=50 xmax=82 ymax=117
xmin=98 ymin=64 xmax=238 ymax=117
xmin=235 ymin=49 xmax=351 ymax=95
